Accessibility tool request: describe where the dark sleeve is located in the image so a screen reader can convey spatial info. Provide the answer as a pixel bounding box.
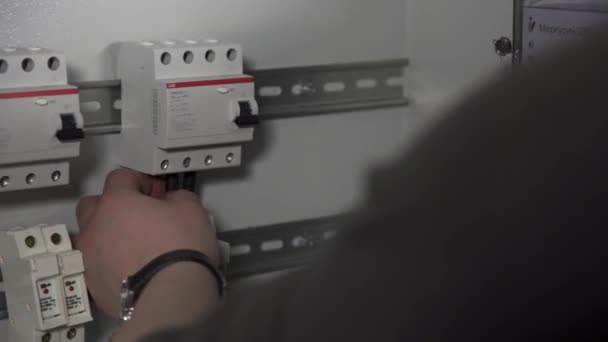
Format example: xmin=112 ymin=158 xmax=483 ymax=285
xmin=145 ymin=30 xmax=608 ymax=342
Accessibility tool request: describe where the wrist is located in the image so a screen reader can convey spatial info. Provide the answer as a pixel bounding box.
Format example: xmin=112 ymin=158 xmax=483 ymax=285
xmin=113 ymin=263 xmax=220 ymax=341
xmin=120 ymin=249 xmax=226 ymax=322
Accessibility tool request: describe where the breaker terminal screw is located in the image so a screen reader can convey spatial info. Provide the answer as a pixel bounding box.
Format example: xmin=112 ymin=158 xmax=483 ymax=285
xmin=51 ymin=233 xmax=62 ymax=245
xmin=67 ymin=328 xmax=77 ymax=340
xmin=226 ymin=153 xmax=235 ymax=164
xmin=51 ymin=171 xmax=62 ymax=182
xmin=25 ymin=236 xmax=36 ymax=248
xmin=183 ymin=158 xmax=191 ymax=168
xmin=26 ymin=173 xmax=36 ymax=185
xmin=0 ymin=176 xmax=9 ymax=188
xmin=161 ymin=160 xmax=170 ymax=171
xmin=205 ymin=156 xmax=213 ymax=166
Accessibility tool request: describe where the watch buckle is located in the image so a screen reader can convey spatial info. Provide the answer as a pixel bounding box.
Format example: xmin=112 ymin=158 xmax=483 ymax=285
xmin=120 ymin=277 xmax=135 ymax=322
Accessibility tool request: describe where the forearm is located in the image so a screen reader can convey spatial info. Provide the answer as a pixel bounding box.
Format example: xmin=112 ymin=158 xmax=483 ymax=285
xmin=111 ymin=263 xmax=220 ymax=342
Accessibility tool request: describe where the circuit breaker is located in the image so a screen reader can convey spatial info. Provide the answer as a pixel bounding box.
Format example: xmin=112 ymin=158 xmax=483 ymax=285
xmin=0 ymin=48 xmax=84 ymax=192
xmin=117 ymin=40 xmax=259 ymax=175
xmin=0 ymin=224 xmax=92 ymax=342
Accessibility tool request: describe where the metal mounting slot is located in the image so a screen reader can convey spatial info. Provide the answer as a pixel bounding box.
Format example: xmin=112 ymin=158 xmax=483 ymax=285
xmin=218 ymin=216 xmax=345 ymax=279
xmin=78 ymin=80 xmax=122 ymax=135
xmin=252 ymin=59 xmax=409 ymax=118
xmin=78 ymin=59 xmax=409 ymax=135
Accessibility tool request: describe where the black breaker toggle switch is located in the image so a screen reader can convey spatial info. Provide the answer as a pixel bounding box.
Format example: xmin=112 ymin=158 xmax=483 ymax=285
xmin=234 ymin=101 xmax=260 ymax=128
xmin=56 ymin=113 xmax=85 ymax=142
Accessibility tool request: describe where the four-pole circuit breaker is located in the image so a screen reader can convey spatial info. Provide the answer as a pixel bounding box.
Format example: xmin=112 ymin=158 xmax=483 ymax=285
xmin=0 ymin=224 xmax=92 ymax=342
xmin=117 ymin=40 xmax=259 ymax=175
xmin=0 ymin=48 xmax=84 ymax=192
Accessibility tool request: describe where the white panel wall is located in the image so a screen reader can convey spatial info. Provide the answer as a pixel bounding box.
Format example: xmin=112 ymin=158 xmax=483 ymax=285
xmin=404 ymin=0 xmax=514 ymax=116
xmin=0 ymin=0 xmax=407 ymax=81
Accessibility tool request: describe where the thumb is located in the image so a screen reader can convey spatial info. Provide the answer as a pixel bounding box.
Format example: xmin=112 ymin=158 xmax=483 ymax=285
xmin=76 ymin=195 xmax=100 ymax=230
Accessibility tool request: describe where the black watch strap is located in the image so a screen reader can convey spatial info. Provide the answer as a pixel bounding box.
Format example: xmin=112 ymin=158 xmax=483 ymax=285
xmin=120 ymin=249 xmax=227 ymax=321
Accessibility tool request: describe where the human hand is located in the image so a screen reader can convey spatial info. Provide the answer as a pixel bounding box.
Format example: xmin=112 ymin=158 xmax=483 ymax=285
xmin=75 ymin=168 xmax=220 ymax=320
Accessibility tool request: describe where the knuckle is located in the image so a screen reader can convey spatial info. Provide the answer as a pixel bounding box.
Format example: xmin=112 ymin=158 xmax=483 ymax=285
xmin=107 ymin=168 xmax=129 ymax=182
xmin=95 ymin=193 xmax=121 ymax=212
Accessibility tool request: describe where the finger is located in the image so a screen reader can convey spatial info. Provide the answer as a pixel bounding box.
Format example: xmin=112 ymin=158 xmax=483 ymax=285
xmin=165 ymin=190 xmax=201 ymax=203
xmin=150 ymin=176 xmax=167 ymax=199
xmin=76 ymin=195 xmax=100 ymax=230
xmin=103 ymin=168 xmax=154 ymax=195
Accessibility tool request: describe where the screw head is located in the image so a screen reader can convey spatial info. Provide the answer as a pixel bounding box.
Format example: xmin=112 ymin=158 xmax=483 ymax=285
xmin=26 ymin=173 xmax=36 ymax=185
xmin=225 ymin=153 xmax=235 ymax=164
xmin=51 ymin=233 xmax=62 ymax=245
xmin=204 ymin=155 xmax=213 ymax=166
xmin=494 ymin=36 xmax=513 ymax=56
xmin=67 ymin=328 xmax=77 ymax=340
xmin=183 ymin=157 xmax=191 ymax=168
xmin=0 ymin=176 xmax=9 ymax=188
xmin=161 ymin=160 xmax=170 ymax=171
xmin=25 ymin=236 xmax=36 ymax=248
xmin=51 ymin=171 xmax=61 ymax=182
xmin=42 ymin=332 xmax=51 ymax=342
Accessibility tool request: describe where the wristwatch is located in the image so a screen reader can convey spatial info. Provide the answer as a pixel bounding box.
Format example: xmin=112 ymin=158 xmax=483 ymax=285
xmin=119 ymin=249 xmax=227 ymax=322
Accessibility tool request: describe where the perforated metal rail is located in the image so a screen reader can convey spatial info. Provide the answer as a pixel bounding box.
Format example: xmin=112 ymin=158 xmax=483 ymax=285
xmin=78 ymin=59 xmax=409 ymax=135
xmin=219 ymin=215 xmax=345 ymax=279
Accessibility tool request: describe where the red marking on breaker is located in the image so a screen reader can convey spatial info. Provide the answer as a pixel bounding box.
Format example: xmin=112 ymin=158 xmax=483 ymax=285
xmin=166 ymin=77 xmax=254 ymax=89
xmin=0 ymin=88 xmax=79 ymax=100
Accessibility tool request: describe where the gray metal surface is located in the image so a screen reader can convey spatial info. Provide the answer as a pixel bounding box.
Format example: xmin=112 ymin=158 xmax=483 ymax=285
xmin=78 ymin=81 xmax=122 ymax=135
xmin=219 ymin=215 xmax=344 ymax=279
xmin=252 ymin=59 xmax=409 ymax=119
xmin=78 ymin=60 xmax=409 ymax=135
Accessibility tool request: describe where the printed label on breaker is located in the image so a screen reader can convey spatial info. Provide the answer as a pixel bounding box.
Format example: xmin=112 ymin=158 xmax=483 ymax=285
xmin=169 ymin=90 xmax=197 ymax=133
xmin=64 ymin=275 xmax=87 ymax=316
xmin=152 ymin=89 xmax=160 ymax=136
xmin=37 ymin=279 xmax=62 ymax=320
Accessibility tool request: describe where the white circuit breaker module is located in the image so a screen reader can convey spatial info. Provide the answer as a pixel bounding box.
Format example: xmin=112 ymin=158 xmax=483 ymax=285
xmin=0 ymin=48 xmax=84 ymax=192
xmin=0 ymin=224 xmax=92 ymax=342
xmin=117 ymin=40 xmax=259 ymax=175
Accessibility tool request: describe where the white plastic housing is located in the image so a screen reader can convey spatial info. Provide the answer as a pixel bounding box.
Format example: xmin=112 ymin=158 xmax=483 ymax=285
xmin=117 ymin=40 xmax=258 ymax=175
xmin=0 ymin=225 xmax=92 ymax=342
xmin=0 ymin=47 xmax=84 ymax=193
